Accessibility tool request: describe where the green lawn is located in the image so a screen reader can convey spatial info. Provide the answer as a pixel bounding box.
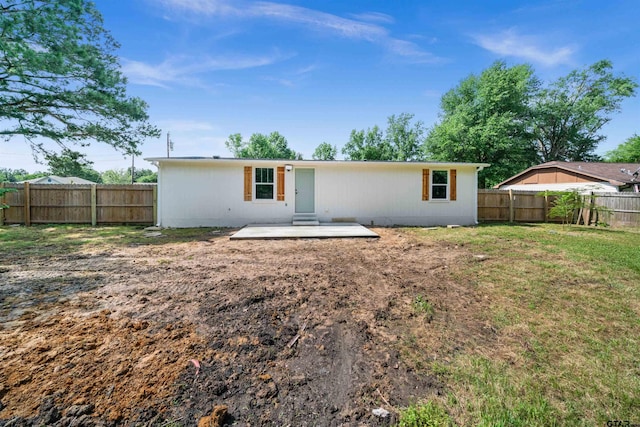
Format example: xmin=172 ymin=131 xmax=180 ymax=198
xmin=400 ymin=223 xmax=640 ymax=427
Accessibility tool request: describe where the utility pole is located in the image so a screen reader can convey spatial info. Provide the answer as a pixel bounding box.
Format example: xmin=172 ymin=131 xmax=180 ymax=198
xmin=131 ymin=154 xmax=135 ymax=184
xmin=167 ymin=132 xmax=173 ymax=158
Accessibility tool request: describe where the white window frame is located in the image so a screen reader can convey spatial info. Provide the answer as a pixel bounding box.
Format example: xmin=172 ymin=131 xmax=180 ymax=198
xmin=431 ymin=170 xmax=449 ymax=200
xmin=254 ymin=167 xmax=275 ymax=200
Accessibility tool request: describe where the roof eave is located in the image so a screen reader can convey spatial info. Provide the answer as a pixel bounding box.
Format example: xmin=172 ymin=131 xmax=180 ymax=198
xmin=144 ymin=157 xmax=491 ymax=168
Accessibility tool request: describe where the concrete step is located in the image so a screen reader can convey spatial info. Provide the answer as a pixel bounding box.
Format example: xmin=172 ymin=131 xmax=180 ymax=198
xmin=292 ymin=213 xmax=319 ymax=226
xmin=292 ymin=213 xmax=317 ymax=219
xmin=292 ymin=219 xmax=320 ymax=226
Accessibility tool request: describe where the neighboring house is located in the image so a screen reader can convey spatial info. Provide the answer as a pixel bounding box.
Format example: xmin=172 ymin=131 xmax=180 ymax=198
xmin=145 ymin=157 xmax=489 ymax=227
xmin=494 ymin=161 xmax=640 ymax=193
xmin=18 ymin=175 xmax=97 ymax=185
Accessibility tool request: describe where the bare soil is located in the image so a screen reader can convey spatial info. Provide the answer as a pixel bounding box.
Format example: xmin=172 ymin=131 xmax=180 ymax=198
xmin=0 ymin=227 xmax=492 ymax=426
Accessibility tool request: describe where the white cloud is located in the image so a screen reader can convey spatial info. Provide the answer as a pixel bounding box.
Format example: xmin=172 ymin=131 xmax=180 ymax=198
xmin=295 ymin=64 xmax=318 ymax=75
xmin=384 ymin=39 xmax=443 ymax=64
xmin=152 ymin=0 xmax=442 ymax=64
xmin=248 ymin=2 xmax=387 ymax=41
xmin=349 ymin=11 xmax=395 ymax=25
xmin=473 ymin=29 xmax=575 ymax=67
xmin=122 ymin=52 xmax=289 ymax=87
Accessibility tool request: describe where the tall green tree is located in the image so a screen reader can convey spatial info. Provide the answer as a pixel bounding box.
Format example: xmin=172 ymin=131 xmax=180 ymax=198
xmin=312 ymin=142 xmax=337 ymax=160
xmin=225 ymin=132 xmax=301 ymax=159
xmin=604 ymin=134 xmax=640 ymax=163
xmin=45 ymin=149 xmax=101 ymax=182
xmin=425 ymin=61 xmax=539 ymax=187
xmin=530 ymin=60 xmax=637 ymax=162
xmin=384 ymin=113 xmax=425 ymax=161
xmin=0 ymin=0 xmax=160 ymax=158
xmin=342 ymin=126 xmax=389 ymax=160
xmin=342 ymin=113 xmax=426 ymax=161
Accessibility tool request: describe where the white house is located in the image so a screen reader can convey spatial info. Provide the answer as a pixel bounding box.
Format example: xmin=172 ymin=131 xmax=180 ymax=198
xmin=145 ymin=157 xmax=489 ymax=228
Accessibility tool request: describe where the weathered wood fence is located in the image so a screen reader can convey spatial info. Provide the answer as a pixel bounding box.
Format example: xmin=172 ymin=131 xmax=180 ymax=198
xmin=478 ymin=189 xmax=640 ymax=227
xmin=0 ymin=183 xmax=156 ymax=226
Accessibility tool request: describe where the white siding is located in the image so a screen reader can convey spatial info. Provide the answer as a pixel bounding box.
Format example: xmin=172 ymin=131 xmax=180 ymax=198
xmin=156 ymin=160 xmax=482 ymax=227
xmin=314 ymin=163 xmax=477 ymax=226
xmin=158 ymin=161 xmax=293 ymax=227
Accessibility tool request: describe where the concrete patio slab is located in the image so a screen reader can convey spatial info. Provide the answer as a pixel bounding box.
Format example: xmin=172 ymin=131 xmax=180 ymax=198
xmin=230 ymin=223 xmax=379 ymax=240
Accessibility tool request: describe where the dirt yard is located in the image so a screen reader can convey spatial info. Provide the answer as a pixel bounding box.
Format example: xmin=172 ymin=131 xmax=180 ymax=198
xmin=0 ymin=227 xmax=493 ymax=426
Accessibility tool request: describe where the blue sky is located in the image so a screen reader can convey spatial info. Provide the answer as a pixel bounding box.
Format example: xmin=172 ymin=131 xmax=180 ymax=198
xmin=3 ymin=0 xmax=639 ymax=172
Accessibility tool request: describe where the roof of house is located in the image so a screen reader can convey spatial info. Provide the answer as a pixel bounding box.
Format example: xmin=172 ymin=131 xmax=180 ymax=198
xmin=495 ymin=161 xmax=640 ymax=188
xmin=18 ymin=175 xmax=97 ymax=184
xmin=144 ymin=156 xmax=491 ymax=169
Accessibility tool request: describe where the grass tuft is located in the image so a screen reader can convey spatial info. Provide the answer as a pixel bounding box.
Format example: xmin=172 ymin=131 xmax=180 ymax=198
xmin=397 ymin=401 xmax=454 ymax=427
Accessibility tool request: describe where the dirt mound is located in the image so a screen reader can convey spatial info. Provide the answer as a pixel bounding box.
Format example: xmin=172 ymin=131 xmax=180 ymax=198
xmin=0 ymin=228 xmax=491 ymax=426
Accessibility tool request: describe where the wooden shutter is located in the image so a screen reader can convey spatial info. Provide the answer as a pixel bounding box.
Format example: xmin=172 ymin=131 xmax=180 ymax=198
xmin=244 ymin=166 xmax=252 ymax=201
xmin=422 ymin=169 xmax=430 ymax=201
xmin=277 ymin=166 xmax=285 ymax=201
xmin=450 ymin=169 xmax=457 ymax=201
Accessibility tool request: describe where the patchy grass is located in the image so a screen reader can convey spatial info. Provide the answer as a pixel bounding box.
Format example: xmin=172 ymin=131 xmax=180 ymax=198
xmin=412 ymin=295 xmax=435 ymax=318
xmin=406 ymin=223 xmax=640 ymax=426
xmin=2 ymin=223 xmax=637 ymax=426
xmin=0 ymin=224 xmax=227 ymax=256
xmin=397 ymin=401 xmax=455 ymax=427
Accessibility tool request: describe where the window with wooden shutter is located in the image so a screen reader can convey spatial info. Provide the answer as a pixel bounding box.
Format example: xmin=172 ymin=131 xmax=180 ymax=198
xmin=244 ymin=166 xmax=252 ymax=201
xmin=422 ymin=169 xmax=429 ymax=200
xmin=450 ymin=169 xmax=457 ymax=201
xmin=277 ymin=166 xmax=285 ymax=201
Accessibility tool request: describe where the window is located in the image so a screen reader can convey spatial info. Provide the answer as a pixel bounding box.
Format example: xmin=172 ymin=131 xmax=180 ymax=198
xmin=432 ymin=170 xmax=448 ymax=199
xmin=255 ymin=168 xmax=274 ymax=199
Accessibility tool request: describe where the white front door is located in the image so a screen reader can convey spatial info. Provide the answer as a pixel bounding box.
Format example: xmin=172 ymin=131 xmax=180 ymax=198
xmin=295 ymin=168 xmax=315 ymax=213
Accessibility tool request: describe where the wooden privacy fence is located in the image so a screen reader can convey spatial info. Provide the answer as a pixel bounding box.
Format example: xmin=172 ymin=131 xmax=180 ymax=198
xmin=0 ymin=183 xmax=156 ymax=226
xmin=1 ymin=185 xmax=638 ymax=227
xmin=478 ymin=189 xmax=640 ymax=227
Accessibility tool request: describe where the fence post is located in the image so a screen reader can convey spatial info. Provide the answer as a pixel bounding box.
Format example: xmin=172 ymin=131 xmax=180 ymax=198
xmin=508 ymin=189 xmax=514 ymax=223
xmin=91 ymin=184 xmax=97 ymax=226
xmin=0 ymin=182 xmax=5 ymax=226
xmin=23 ymin=182 xmax=31 ymax=226
xmin=152 ymin=185 xmax=158 ymax=226
xmin=543 ymin=193 xmax=548 ymax=223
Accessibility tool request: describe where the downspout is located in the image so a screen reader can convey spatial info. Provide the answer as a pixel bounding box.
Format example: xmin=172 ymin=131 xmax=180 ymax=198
xmin=150 ymin=160 xmax=162 ymax=227
xmin=475 ymin=165 xmax=486 ymax=224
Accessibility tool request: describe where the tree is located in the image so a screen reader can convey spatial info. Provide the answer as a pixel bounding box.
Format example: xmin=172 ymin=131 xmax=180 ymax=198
xmin=45 ymin=149 xmax=102 ymax=182
xmin=604 ymin=134 xmax=640 ymax=163
xmin=530 ymin=60 xmax=638 ymax=162
xmin=425 ymin=61 xmax=539 ymax=187
xmin=101 ymin=169 xmax=130 ymax=184
xmin=225 ymin=132 xmax=301 ymax=159
xmin=136 ymin=172 xmax=157 ymax=183
xmin=0 ymin=168 xmax=46 ymax=182
xmin=312 ymin=142 xmax=337 ymax=160
xmin=342 ymin=113 xmax=426 ymax=161
xmin=0 ymin=0 xmax=160 ymax=158
xmin=131 ymin=168 xmax=157 ymax=183
xmin=342 ymin=126 xmax=390 ymax=160
xmin=384 ymin=113 xmax=425 ymax=161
